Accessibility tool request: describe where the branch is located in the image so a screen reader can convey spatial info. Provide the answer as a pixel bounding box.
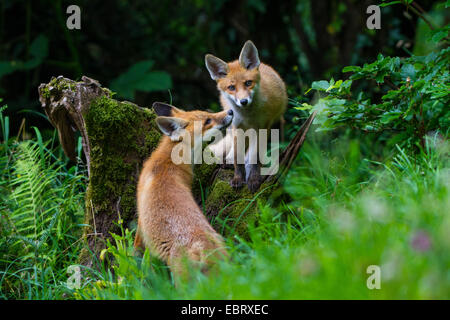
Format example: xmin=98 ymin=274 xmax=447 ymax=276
xmin=408 ymin=1 xmax=435 ymax=30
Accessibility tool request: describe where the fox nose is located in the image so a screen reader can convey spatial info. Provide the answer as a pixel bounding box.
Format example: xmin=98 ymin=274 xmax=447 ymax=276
xmin=227 ymin=109 xmax=233 ymax=116
xmin=240 ymin=99 xmax=248 ymax=106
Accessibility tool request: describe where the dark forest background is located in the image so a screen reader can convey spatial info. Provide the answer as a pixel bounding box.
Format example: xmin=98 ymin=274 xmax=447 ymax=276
xmin=0 ymin=0 xmax=443 ymax=137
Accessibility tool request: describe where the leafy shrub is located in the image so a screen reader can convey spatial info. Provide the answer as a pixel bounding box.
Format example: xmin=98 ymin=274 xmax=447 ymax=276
xmin=296 ymin=45 xmax=449 ymax=152
xmin=294 ymin=6 xmax=449 ymax=152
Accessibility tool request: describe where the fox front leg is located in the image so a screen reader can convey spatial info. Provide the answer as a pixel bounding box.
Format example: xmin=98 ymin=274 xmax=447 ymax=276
xmin=231 ymin=163 xmax=245 ymax=188
xmin=245 ymin=139 xmax=261 ymax=192
xmin=230 ymin=129 xmax=245 ymax=188
xmin=247 ymin=164 xmax=261 ymax=192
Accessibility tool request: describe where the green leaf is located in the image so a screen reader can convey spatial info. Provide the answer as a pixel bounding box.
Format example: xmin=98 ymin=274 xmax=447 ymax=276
xmin=133 ymin=72 xmax=172 ymax=92
xmin=431 ymin=29 xmax=448 ymax=43
xmin=0 ymin=34 xmax=48 ymax=79
xmin=29 ymin=34 xmax=49 ymax=60
xmin=342 ymin=66 xmax=361 ymax=73
xmin=327 ymin=80 xmax=343 ymax=92
xmin=0 ymin=61 xmax=18 ymax=78
xmin=294 ymin=103 xmax=313 ymax=111
xmin=110 ymin=60 xmax=172 ymax=99
xmin=311 ymin=80 xmax=330 ymax=91
xmin=380 ymin=111 xmax=401 ymax=124
xmin=379 ymin=1 xmax=402 ymax=8
xmin=400 ymin=64 xmax=417 ymax=81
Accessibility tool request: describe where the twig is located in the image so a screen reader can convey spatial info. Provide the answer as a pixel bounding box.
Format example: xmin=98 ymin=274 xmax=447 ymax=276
xmin=408 ymin=1 xmax=435 ymax=30
xmin=385 ymin=78 xmax=400 ymax=90
xmin=271 ymin=111 xmax=317 ymax=184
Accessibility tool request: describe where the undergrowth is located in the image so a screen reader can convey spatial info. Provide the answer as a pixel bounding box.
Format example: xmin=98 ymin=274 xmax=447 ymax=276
xmin=75 ymin=132 xmax=450 ymax=299
xmin=0 ymin=105 xmax=87 ymax=299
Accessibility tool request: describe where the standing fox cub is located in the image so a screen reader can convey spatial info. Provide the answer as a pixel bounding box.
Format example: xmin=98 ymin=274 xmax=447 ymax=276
xmin=134 ymin=102 xmax=232 ymax=275
xmin=205 ymin=40 xmax=287 ymax=192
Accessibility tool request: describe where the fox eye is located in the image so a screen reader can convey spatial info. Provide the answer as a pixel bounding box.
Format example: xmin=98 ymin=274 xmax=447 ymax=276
xmin=245 ymin=80 xmax=253 ymax=87
xmin=204 ymin=118 xmax=212 ymax=125
xmin=227 ymin=85 xmax=235 ymax=91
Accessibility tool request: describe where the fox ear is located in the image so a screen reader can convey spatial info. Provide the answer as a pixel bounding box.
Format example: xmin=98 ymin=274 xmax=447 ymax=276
xmin=239 ymin=40 xmax=260 ymax=70
xmin=152 ymin=102 xmax=183 ymax=117
xmin=205 ymin=54 xmax=229 ymax=80
xmin=156 ymin=116 xmax=188 ymax=142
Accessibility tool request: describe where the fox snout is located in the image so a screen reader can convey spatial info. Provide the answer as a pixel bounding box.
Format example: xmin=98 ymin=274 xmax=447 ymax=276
xmin=212 ymin=109 xmax=233 ymax=136
xmin=235 ymin=96 xmax=252 ymax=107
xmin=152 ymin=102 xmax=234 ymax=143
xmin=221 ymin=109 xmax=233 ymax=127
xmin=229 ymin=88 xmax=256 ymax=108
xmin=228 ymin=88 xmax=255 ymax=108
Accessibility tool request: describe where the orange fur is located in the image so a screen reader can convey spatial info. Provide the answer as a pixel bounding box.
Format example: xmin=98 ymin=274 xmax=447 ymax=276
xmin=218 ymin=61 xmax=287 ymax=130
xmin=135 ymin=103 xmax=230 ymax=277
xmin=205 ymin=40 xmax=288 ymax=192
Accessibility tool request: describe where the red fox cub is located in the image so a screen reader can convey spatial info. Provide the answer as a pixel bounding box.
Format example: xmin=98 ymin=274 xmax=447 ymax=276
xmin=134 ymin=102 xmax=233 ymax=275
xmin=205 ymin=40 xmax=287 ymax=192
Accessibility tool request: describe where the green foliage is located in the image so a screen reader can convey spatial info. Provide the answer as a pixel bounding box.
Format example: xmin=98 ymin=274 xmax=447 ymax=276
xmin=293 ymin=4 xmax=449 ymax=152
xmin=0 ymin=106 xmax=86 ymax=299
xmin=0 ymin=34 xmax=48 ymax=79
xmin=2 ymin=0 xmax=420 ymax=123
xmin=297 ymin=45 xmax=449 ymax=151
xmin=430 ymin=24 xmax=450 ymax=43
xmin=109 ymin=60 xmax=172 ymax=100
xmin=76 ymin=226 xmax=174 ymax=300
xmin=74 ymin=134 xmax=450 ymax=299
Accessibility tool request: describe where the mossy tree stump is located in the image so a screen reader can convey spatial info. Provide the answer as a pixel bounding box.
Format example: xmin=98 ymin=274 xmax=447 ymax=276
xmin=39 ymin=76 xmax=162 ymax=265
xmin=38 ymin=76 xmax=315 ymax=267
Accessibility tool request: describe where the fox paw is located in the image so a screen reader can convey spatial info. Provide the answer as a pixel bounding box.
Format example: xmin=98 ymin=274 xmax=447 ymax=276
xmin=230 ymin=176 xmax=244 ymax=189
xmin=247 ymin=175 xmax=261 ymax=193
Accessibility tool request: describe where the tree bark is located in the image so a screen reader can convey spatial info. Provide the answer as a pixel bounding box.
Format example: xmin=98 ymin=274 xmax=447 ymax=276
xmin=38 ymin=76 xmax=315 ymax=267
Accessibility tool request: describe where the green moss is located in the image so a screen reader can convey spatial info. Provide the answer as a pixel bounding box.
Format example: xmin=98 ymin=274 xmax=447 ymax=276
xmin=40 ymin=86 xmax=51 ymax=99
xmin=205 ymin=170 xmax=277 ymax=238
xmin=85 ymin=95 xmax=161 ymax=230
xmin=40 ymin=77 xmax=77 ymax=99
xmin=192 ymin=162 xmax=218 ymax=201
xmin=50 ymin=77 xmax=76 ymax=92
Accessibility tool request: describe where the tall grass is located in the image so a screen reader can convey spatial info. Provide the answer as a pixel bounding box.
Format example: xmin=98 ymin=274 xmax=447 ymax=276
xmin=76 ymin=132 xmax=450 ymax=300
xmin=0 ymin=106 xmax=87 ymax=299
xmin=2 ymin=100 xmax=448 ymax=300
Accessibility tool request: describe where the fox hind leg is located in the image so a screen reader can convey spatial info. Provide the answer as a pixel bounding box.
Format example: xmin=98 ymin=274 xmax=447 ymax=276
xmin=134 ymin=226 xmax=145 ymax=252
